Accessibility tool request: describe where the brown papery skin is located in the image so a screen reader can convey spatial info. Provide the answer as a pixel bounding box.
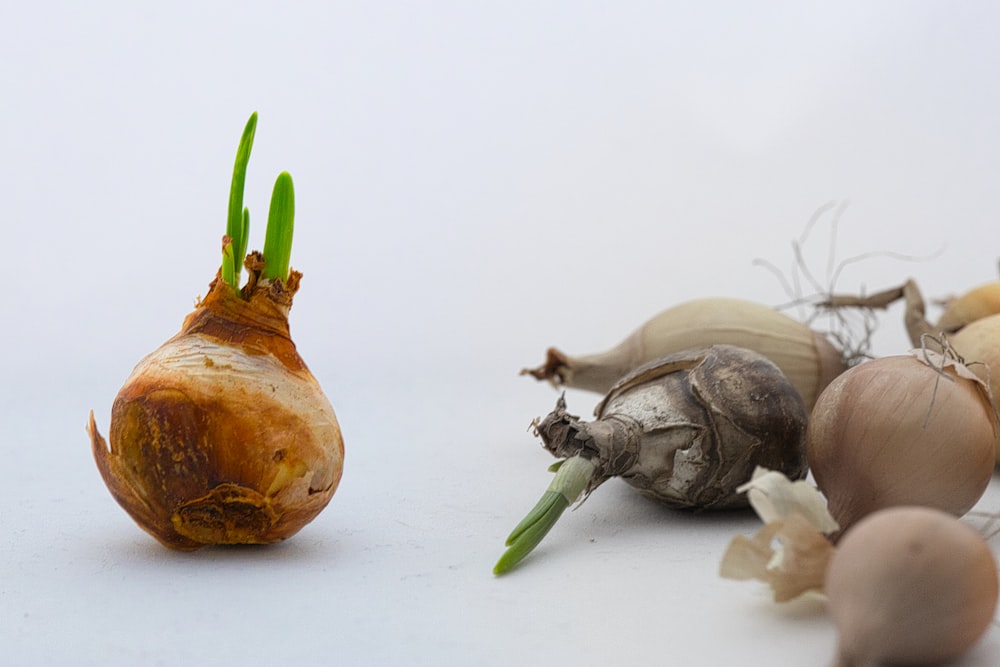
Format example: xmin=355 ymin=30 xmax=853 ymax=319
xmin=89 ymin=263 xmax=344 ymax=550
xmin=902 ymin=279 xmax=1000 ymax=347
xmin=936 ymin=280 xmax=1000 ymax=333
xmin=826 ymin=507 xmax=998 ymax=667
xmin=521 ymin=298 xmax=845 ymax=411
xmin=806 ymin=355 xmax=996 ymax=536
xmin=534 ymin=345 xmax=809 ymax=509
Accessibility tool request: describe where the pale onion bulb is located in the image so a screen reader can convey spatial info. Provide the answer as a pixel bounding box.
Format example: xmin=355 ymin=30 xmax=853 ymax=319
xmin=826 ymin=506 xmax=998 ymax=667
xmin=806 ymin=350 xmax=996 ymax=535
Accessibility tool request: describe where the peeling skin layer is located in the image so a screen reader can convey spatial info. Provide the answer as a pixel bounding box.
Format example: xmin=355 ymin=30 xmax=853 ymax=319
xmin=89 ymin=267 xmax=344 ymax=550
xmin=534 ymin=345 xmax=808 ymax=510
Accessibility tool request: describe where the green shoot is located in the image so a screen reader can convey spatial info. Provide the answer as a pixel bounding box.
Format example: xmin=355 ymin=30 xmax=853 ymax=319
xmin=222 ymin=112 xmax=258 ymax=291
xmin=493 ymin=456 xmax=596 ymax=575
xmin=262 ymin=171 xmax=295 ymax=282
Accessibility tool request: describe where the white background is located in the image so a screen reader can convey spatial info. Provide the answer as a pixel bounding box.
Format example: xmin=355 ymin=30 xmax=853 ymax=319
xmin=4 ymin=2 xmax=1000 ymax=665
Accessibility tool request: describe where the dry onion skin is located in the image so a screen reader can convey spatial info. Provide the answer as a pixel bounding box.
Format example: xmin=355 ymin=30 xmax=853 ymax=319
xmin=719 ymin=467 xmax=838 ymax=602
xmin=902 ymin=278 xmax=1000 ymax=340
xmin=854 ymin=277 xmax=1000 ymax=347
xmin=831 ymin=277 xmax=1000 ymax=464
xmin=520 ymin=297 xmax=846 ymax=411
xmin=826 ymin=506 xmax=998 ymax=667
xmin=495 ymin=344 xmax=808 ymax=574
xmin=88 ymin=114 xmax=344 ymax=550
xmin=935 ymin=280 xmax=1000 ymax=332
xmin=806 ymin=349 xmax=996 ymax=536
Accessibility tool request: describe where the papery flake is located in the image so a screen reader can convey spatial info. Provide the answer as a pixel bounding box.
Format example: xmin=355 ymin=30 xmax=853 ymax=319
xmin=737 ymin=466 xmax=839 ymax=534
xmin=720 ymin=512 xmax=836 ymax=602
xmin=912 ymin=347 xmax=984 ymax=384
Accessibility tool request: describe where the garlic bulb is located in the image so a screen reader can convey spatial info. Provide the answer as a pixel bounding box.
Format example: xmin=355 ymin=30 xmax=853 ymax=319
xmin=521 ymin=298 xmax=846 ymax=410
xmin=826 ymin=506 xmax=998 ymax=667
xmin=806 ymin=350 xmax=996 ymax=534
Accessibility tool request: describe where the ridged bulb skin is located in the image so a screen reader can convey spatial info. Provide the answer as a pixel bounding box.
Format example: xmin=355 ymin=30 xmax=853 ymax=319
xmin=534 ymin=345 xmax=809 ymax=510
xmin=826 ymin=507 xmax=999 ymax=667
xmin=950 ymin=313 xmax=1000 ymax=464
xmin=806 ymin=354 xmax=996 ymax=535
xmin=89 ymin=270 xmax=344 ymax=550
xmin=522 ymin=298 xmax=846 ymax=411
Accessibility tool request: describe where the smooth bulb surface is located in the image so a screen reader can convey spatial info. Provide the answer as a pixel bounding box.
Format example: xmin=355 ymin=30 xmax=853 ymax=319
xmin=825 ymin=506 xmax=998 ymax=667
xmin=806 ymin=354 xmax=995 ymax=533
xmin=950 ymin=313 xmax=1000 ymax=464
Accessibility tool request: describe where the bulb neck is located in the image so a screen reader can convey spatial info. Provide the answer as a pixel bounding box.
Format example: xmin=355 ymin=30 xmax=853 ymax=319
xmin=175 ymin=264 xmax=306 ymax=372
xmin=534 ymin=396 xmax=640 ymax=483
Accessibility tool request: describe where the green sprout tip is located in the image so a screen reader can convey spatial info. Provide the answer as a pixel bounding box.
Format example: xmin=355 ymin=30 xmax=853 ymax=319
xmin=222 ymin=112 xmax=258 ymax=291
xmin=262 ymin=171 xmax=295 ymax=282
xmin=493 ymin=456 xmax=596 ymax=575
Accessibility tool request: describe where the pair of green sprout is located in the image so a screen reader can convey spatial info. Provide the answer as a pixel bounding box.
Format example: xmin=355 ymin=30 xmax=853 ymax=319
xmin=221 ymin=112 xmax=295 ymax=292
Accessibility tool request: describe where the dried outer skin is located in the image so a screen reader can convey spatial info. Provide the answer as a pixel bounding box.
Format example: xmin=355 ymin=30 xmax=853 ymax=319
xmin=89 ymin=262 xmax=344 ymax=550
xmin=522 ymin=298 xmax=845 ymax=411
xmin=534 ymin=345 xmax=808 ymax=510
xmin=937 ymin=280 xmax=1000 ymax=333
xmin=903 ymin=279 xmax=1000 ymax=347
